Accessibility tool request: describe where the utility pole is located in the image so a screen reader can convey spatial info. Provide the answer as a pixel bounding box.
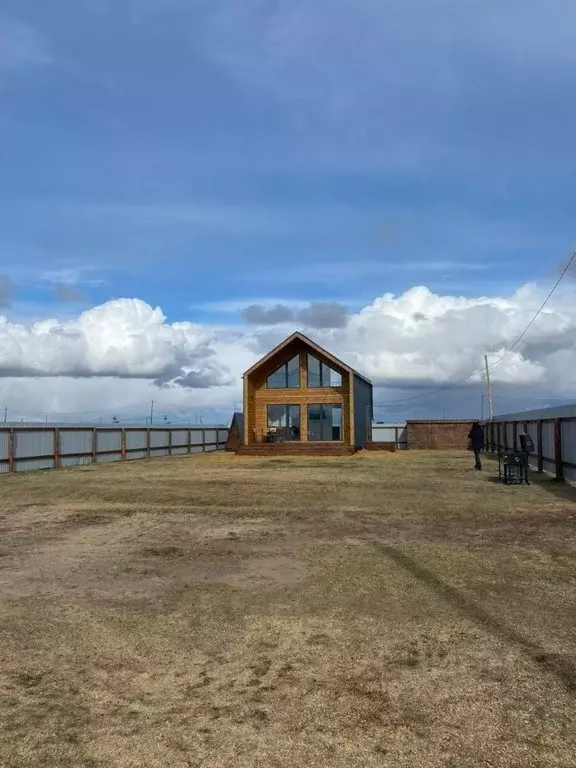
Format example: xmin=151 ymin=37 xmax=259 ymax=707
xmin=150 ymin=400 xmax=154 ymax=425
xmin=484 ymin=355 xmax=494 ymax=421
xmin=481 ymin=392 xmax=485 ymax=420
xmin=3 ymin=406 xmax=7 ymax=423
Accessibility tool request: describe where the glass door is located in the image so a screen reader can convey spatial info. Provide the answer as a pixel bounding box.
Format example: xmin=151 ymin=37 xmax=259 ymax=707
xmin=266 ymin=405 xmax=301 ymax=441
xmin=307 ymin=404 xmax=342 ymax=441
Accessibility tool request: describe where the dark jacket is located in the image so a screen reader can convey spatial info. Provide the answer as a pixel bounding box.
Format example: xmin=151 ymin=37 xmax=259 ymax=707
xmin=468 ymin=424 xmax=485 ymax=450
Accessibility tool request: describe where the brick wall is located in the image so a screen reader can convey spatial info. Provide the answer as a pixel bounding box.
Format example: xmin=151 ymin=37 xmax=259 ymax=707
xmin=406 ymin=420 xmax=474 ymax=450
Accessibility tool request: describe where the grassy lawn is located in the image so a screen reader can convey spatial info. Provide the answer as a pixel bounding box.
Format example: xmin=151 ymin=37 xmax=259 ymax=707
xmin=0 ymin=451 xmax=575 ymax=767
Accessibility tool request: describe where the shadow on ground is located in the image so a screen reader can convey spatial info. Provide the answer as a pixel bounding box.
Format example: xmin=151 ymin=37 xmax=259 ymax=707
xmin=375 ymin=543 xmax=576 ymax=694
xmin=482 ymin=454 xmax=576 ymax=503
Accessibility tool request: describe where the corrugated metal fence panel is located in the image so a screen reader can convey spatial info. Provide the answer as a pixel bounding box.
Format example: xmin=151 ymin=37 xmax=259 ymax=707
xmin=15 ymin=457 xmax=55 ymax=472
xmin=14 ymin=430 xmax=54 ymax=458
xmin=127 ymin=450 xmax=147 ymax=461
xmin=371 ymin=424 xmax=408 ymax=446
xmin=171 ymin=430 xmax=189 ymax=448
xmin=0 ymin=431 xmax=9 ymax=472
xmin=126 ymin=430 xmax=147 ymax=451
xmin=60 ymin=430 xmax=93 ymax=458
xmin=542 ymin=421 xmax=555 ymax=474
xmin=97 ymin=452 xmax=123 ymax=464
xmin=217 ymin=429 xmax=228 ymax=446
xmin=561 ymin=421 xmax=576 ymax=482
xmin=96 ymin=430 xmax=122 ymax=454
xmin=61 ymin=454 xmax=92 ymax=469
xmin=505 ymin=423 xmax=514 ymax=449
xmin=204 ymin=429 xmax=217 ymax=446
xmin=190 ymin=429 xmax=204 ymax=445
xmin=372 ymin=426 xmax=396 ymax=442
xmin=542 ymin=421 xmax=554 ymax=459
xmin=172 ymin=446 xmax=189 ymax=456
xmin=526 ymin=422 xmax=539 ymax=470
xmin=150 ymin=430 xmax=169 ymax=449
xmin=150 ymin=448 xmax=168 ymax=458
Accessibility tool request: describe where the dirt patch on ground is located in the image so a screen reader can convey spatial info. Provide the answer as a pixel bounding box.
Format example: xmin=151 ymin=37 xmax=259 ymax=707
xmin=0 ymin=451 xmax=575 ymax=767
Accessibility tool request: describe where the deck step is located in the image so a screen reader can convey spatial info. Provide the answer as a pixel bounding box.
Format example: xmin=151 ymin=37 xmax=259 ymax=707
xmin=237 ymin=443 xmax=355 ymax=456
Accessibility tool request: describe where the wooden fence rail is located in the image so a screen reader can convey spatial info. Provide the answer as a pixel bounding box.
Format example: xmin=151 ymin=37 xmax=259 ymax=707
xmin=0 ymin=425 xmax=229 ymax=474
xmin=484 ymin=416 xmax=576 ymax=483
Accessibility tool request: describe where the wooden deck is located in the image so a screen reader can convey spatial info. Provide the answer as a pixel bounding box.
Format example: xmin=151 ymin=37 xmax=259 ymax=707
xmin=236 ymin=442 xmax=356 ymax=456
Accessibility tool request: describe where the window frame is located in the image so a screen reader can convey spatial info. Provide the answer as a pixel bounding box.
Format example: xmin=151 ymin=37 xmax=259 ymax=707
xmin=266 ymin=354 xmax=301 ymax=389
xmin=306 ymin=354 xmax=343 ymax=388
xmin=266 ymin=404 xmax=301 ymax=441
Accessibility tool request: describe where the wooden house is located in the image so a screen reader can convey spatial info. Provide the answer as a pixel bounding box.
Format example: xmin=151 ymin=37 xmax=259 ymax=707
xmin=238 ymin=332 xmax=373 ymax=455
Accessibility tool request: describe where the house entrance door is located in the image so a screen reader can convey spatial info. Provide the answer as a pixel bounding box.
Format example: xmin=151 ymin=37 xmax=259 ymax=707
xmin=307 ymin=404 xmax=342 ymax=441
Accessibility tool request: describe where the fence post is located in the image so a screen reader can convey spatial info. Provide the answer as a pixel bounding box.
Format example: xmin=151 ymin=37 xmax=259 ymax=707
xmin=188 ymin=429 xmax=192 ymax=453
xmin=92 ymin=428 xmax=97 ymax=464
xmin=54 ymin=428 xmax=60 ymax=469
xmin=168 ymin=428 xmax=172 ymax=457
xmin=554 ymin=418 xmax=563 ymax=481
xmin=202 ymin=428 xmax=206 ymax=452
xmin=146 ymin=428 xmax=151 ymax=459
xmin=513 ymin=422 xmax=518 ymax=450
xmin=8 ymin=428 xmax=14 ymax=472
xmin=121 ymin=429 xmax=126 ymax=461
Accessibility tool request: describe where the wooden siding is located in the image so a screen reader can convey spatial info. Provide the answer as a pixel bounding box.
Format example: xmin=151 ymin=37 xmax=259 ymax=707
xmin=245 ymin=340 xmax=353 ymax=445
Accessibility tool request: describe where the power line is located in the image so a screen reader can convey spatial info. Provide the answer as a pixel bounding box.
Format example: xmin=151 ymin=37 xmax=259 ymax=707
xmin=376 ymin=249 xmax=576 ymax=406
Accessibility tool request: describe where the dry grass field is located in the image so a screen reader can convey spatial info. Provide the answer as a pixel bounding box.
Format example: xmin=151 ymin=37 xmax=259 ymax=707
xmin=0 ymin=451 xmax=575 ymax=768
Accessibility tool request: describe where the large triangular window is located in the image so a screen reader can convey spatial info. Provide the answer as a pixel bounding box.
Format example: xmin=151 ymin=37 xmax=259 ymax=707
xmin=307 ymin=354 xmax=343 ymax=387
xmin=266 ymin=355 xmax=300 ymax=389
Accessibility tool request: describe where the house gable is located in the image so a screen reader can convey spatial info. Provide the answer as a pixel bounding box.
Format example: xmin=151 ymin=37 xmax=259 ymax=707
xmin=243 ymin=332 xmax=369 ymax=385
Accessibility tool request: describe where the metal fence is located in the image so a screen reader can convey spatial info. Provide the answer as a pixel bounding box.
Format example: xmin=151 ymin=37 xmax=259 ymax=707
xmin=371 ymin=424 xmax=408 ymax=449
xmin=484 ymin=410 xmax=576 ymax=483
xmin=0 ymin=425 xmax=229 ymax=474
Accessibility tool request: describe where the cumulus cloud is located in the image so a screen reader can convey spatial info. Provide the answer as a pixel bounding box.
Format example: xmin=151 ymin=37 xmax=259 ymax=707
xmin=239 ymin=284 xmax=576 ymax=396
xmin=241 ymin=301 xmax=349 ymax=329
xmin=2 ymin=284 xmax=576 ymax=420
xmin=0 ymin=298 xmax=232 ymax=388
xmin=242 ymin=304 xmax=295 ymax=325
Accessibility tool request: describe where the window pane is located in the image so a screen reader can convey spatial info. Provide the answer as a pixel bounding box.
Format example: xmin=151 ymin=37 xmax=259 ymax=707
xmin=266 ymin=365 xmax=287 ymax=389
xmin=267 ymin=405 xmax=286 ymax=427
xmin=329 ymin=368 xmax=342 ymax=387
xmin=307 ymin=355 xmax=322 ymax=387
xmin=287 ymin=405 xmax=300 ymax=428
xmin=331 ymin=404 xmax=342 ymax=440
xmin=287 ymin=405 xmax=301 ymax=439
xmin=286 ymin=355 xmax=300 ymax=388
xmin=320 ymin=363 xmax=342 ymax=387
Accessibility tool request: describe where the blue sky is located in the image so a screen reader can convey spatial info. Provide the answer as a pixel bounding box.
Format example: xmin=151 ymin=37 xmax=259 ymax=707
xmin=1 ymin=1 xmax=576 ymax=421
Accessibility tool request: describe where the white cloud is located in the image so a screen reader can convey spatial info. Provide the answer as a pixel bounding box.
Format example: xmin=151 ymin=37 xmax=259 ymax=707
xmin=1 ymin=284 xmax=576 ymax=419
xmin=0 ymin=298 xmax=232 ymax=387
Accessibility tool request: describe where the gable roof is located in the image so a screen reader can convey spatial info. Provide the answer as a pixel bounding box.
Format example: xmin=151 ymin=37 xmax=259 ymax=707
xmin=242 ymin=332 xmax=372 ymax=386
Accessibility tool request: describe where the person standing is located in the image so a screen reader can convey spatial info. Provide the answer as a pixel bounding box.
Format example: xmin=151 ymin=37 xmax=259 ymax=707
xmin=468 ymin=421 xmax=485 ymax=470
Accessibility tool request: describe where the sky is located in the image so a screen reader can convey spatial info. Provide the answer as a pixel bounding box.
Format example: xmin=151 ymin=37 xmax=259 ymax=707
xmin=1 ymin=0 xmax=576 ymax=424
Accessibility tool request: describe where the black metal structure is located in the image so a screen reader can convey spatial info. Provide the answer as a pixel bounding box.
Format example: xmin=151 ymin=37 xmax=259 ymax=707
xmin=498 ymin=450 xmax=530 ymax=485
